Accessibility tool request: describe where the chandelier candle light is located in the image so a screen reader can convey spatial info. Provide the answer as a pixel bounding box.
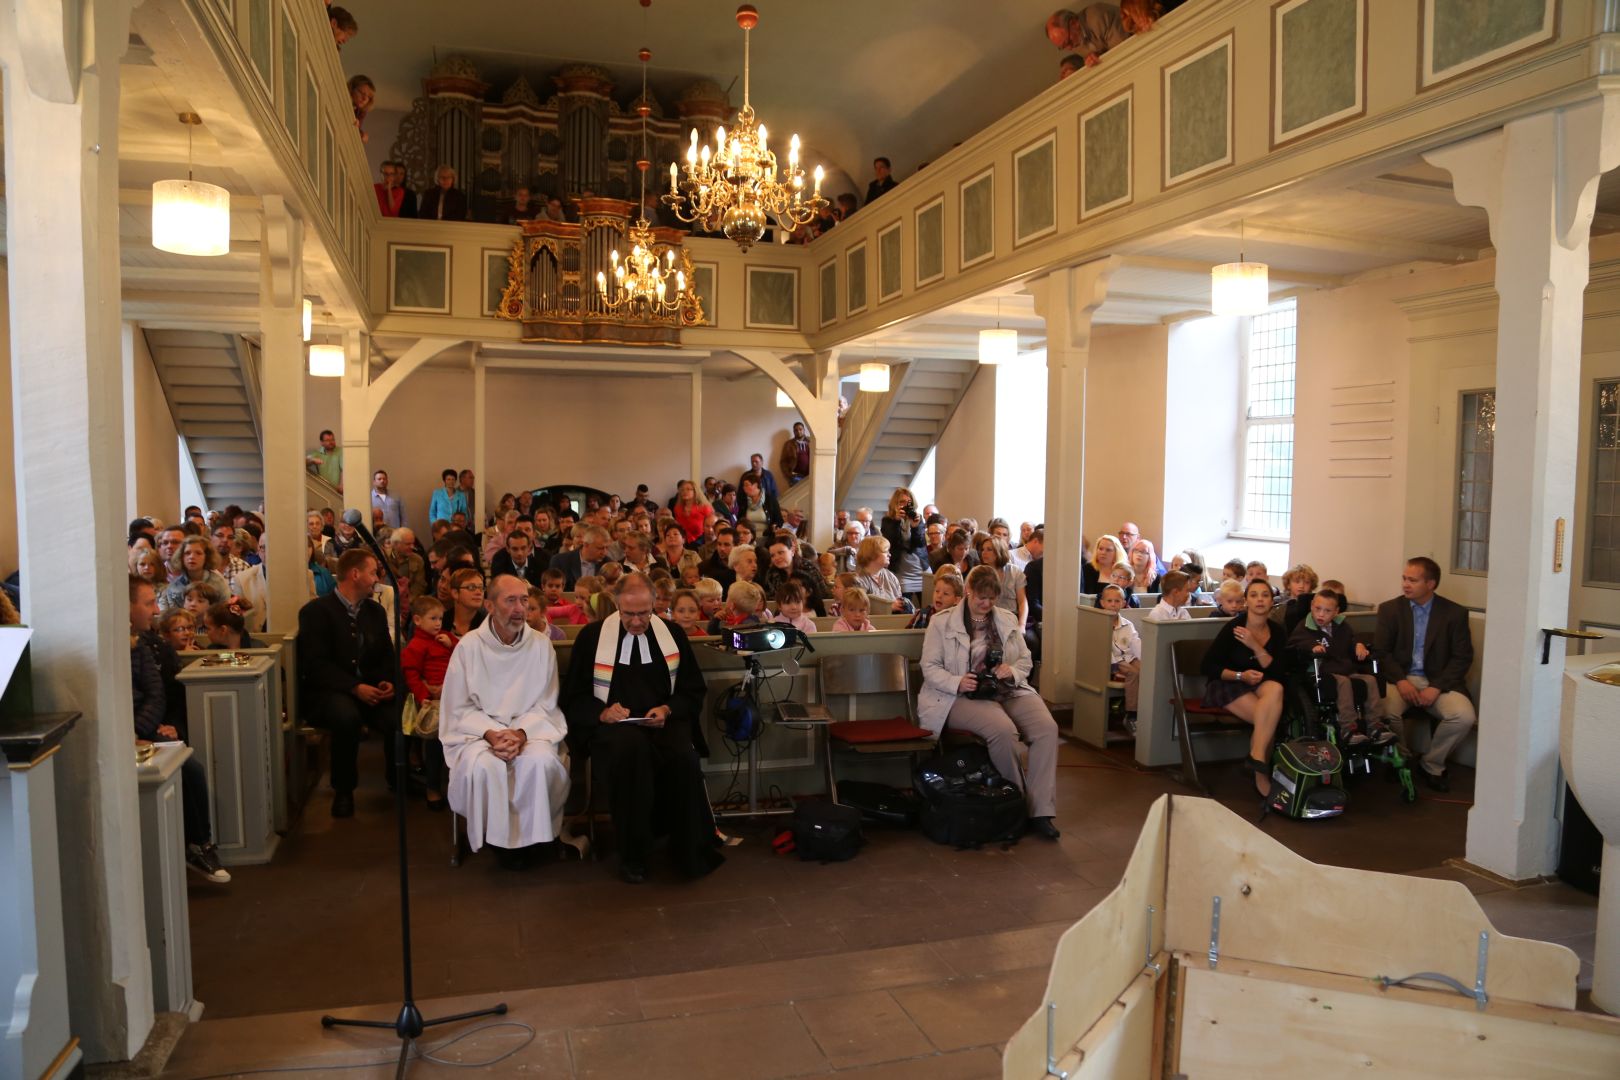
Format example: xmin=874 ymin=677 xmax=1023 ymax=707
xmin=664 ymin=5 xmax=827 ymax=251
xmin=598 ymin=48 xmax=689 ymax=316
xmin=151 ymin=112 xmax=231 ymax=257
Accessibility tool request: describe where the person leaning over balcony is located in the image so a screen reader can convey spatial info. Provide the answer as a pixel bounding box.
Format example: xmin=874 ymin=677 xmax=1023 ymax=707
xmin=348 ymin=75 xmax=374 ymax=143
xmin=329 ymin=5 xmax=358 ymax=48
xmin=865 ymin=158 xmax=899 ymax=205
xmin=419 ymin=165 xmax=469 ymax=222
xmin=1044 ymin=6 xmax=1128 ymax=67
xmin=307 ymin=429 xmax=343 ymax=490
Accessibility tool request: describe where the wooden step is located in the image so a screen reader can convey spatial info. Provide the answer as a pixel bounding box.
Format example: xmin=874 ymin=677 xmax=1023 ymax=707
xmin=890 ymin=404 xmax=948 ymax=422
xmin=900 ymin=387 xmax=959 ymax=407
xmin=163 ymin=367 xmax=243 ymax=388
xmin=153 ymin=346 xmax=238 ymax=368
xmin=181 ymin=421 xmax=256 ymax=439
xmin=145 ymin=329 xmax=238 ymax=349
xmin=168 ymin=385 xmax=250 ymax=406
xmin=196 ymin=469 xmax=265 ymax=486
xmin=174 ymin=405 xmax=254 ymax=423
xmin=185 ymin=438 xmax=260 ymax=456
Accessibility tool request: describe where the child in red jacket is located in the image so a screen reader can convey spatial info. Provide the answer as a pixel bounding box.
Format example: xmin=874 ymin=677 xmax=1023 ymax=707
xmin=400 ymin=596 xmax=456 ymax=810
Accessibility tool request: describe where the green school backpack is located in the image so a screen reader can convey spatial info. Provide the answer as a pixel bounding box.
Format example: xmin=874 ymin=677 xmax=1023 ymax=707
xmin=1267 ymin=738 xmax=1348 ymax=820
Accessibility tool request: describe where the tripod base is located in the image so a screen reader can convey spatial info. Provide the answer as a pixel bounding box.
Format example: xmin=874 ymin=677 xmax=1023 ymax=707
xmin=321 ymin=1000 xmax=509 ymax=1037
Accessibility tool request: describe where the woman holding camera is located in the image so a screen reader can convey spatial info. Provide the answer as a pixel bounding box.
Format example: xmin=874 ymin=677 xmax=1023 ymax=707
xmin=919 ymin=565 xmax=1061 ymax=839
xmin=880 ymin=487 xmax=930 ymax=609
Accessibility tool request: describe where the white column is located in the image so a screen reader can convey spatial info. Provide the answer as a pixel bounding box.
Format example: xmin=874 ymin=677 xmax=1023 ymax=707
xmin=472 ymin=348 xmax=486 ymax=528
xmin=340 ymin=329 xmax=371 ymax=523
xmin=805 ymin=349 xmax=842 ymax=546
xmin=259 ymin=197 xmax=309 ymax=632
xmin=1425 ymin=96 xmax=1620 ymax=880
xmin=0 ymin=0 xmax=155 ymax=1063
xmin=1028 ymin=260 xmax=1115 ymax=707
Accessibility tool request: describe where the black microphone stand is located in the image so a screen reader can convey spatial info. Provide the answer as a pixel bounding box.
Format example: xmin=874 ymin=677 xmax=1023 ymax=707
xmin=320 ymin=513 xmax=506 ymax=1076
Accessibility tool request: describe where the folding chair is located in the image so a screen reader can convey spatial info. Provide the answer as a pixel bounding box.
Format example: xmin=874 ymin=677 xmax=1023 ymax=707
xmin=1168 ymin=639 xmax=1252 ymax=795
xmin=818 ymin=653 xmax=936 ymax=804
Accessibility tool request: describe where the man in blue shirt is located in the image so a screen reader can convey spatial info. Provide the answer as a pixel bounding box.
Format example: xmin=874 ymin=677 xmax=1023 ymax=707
xmin=371 ymin=469 xmax=405 ymax=529
xmin=1372 ymin=556 xmax=1477 ymax=791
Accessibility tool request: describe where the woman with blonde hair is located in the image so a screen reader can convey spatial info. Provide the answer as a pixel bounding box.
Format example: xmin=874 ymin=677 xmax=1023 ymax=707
xmin=976 ymin=535 xmax=1028 ymax=630
xmin=160 ymin=536 xmax=231 ymax=611
xmin=1081 ymin=534 xmax=1129 ymax=594
xmin=1128 ymin=539 xmax=1161 ymax=594
xmin=854 ymin=535 xmax=908 ymax=614
xmin=879 ymin=487 xmax=929 ymax=607
xmin=672 ymin=479 xmax=715 ymax=544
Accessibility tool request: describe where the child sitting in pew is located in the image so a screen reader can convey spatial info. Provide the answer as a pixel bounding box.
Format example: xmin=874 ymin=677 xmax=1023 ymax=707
xmin=159 ymin=608 xmax=201 ymax=653
xmin=1221 ymin=559 xmax=1247 ymax=584
xmin=1093 ymin=561 xmax=1139 ymax=608
xmin=524 ymin=587 xmax=566 ymax=641
xmin=671 ymin=589 xmax=706 ymax=637
xmin=771 ymin=580 xmax=818 ymax=634
xmin=1146 ymin=571 xmax=1194 ymax=622
xmin=908 ymin=572 xmax=962 ymax=629
xmin=707 ymin=580 xmax=765 ymax=636
xmin=542 ymin=568 xmax=588 ymax=626
xmin=1279 ymin=564 xmax=1319 ymax=633
xmin=1213 ymin=579 xmax=1245 ymax=616
xmin=693 ymin=577 xmax=725 ymax=624
xmin=827 ymin=571 xmax=859 ymax=619
xmin=831 ymin=586 xmax=876 ymax=632
xmin=1285 ymin=587 xmax=1397 ymax=748
xmin=1099 ymin=583 xmax=1141 ymax=717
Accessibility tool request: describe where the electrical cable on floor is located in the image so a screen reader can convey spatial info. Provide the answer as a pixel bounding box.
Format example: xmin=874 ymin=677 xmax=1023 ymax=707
xmin=180 ymin=1019 xmax=538 ymax=1079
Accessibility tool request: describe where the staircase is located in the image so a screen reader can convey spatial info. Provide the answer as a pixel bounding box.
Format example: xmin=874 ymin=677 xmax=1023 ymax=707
xmin=145 ymin=329 xmax=265 ymax=509
xmin=836 ymin=357 xmax=980 ymax=510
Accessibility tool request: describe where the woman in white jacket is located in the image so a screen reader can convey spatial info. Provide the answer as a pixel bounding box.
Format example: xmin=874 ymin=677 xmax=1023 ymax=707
xmin=919 ymin=565 xmax=1061 ymax=839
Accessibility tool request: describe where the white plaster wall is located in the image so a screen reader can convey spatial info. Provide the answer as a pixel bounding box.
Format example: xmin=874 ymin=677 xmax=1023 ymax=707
xmin=129 ymin=331 xmax=180 ymax=522
xmin=366 ymin=367 xmax=791 ymax=529
xmin=0 ymin=266 xmax=15 ymax=577
xmin=305 ymin=372 xmax=342 ymax=448
xmin=1291 ymin=277 xmax=1416 ymax=603
xmin=932 ymin=365 xmax=996 ymax=524
xmin=1082 ymin=324 xmax=1168 ymax=552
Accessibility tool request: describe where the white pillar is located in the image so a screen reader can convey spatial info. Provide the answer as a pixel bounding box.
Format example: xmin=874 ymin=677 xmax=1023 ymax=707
xmin=1425 ymin=96 xmax=1620 ymax=880
xmin=259 ymin=197 xmax=309 ymax=632
xmin=340 ymin=329 xmax=371 ymax=524
xmin=805 ymin=349 xmax=842 ymax=546
xmin=472 ymin=348 xmax=486 ymax=528
xmin=0 ymin=0 xmax=155 ymax=1063
xmin=1028 ymin=260 xmax=1115 ymax=706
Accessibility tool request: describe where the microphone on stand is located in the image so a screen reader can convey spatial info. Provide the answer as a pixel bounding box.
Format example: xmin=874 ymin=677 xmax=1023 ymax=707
xmin=342 ymin=507 xmax=388 ymax=565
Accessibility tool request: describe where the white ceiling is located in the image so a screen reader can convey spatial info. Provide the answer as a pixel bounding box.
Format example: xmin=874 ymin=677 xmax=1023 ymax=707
xmin=340 ymin=0 xmax=1062 ymax=194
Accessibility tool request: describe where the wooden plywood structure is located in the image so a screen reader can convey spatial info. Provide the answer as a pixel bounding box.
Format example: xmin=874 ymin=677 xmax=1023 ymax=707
xmin=1004 ymin=795 xmax=1620 ymax=1079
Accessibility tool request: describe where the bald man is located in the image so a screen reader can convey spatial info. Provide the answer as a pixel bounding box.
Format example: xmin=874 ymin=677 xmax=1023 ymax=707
xmin=439 ymin=574 xmax=571 ymax=865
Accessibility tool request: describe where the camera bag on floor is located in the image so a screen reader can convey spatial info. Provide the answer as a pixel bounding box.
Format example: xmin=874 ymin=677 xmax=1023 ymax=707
xmin=835 ymin=781 xmax=925 ymax=828
xmin=790 ymin=800 xmax=865 ymax=862
xmin=1267 ymin=738 xmax=1348 ymax=820
xmin=913 ymin=743 xmax=1027 ymax=848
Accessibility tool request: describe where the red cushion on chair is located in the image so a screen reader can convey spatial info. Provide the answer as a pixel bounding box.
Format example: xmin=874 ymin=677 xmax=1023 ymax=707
xmin=1183 ymin=696 xmax=1232 ymax=717
xmin=829 ymin=716 xmax=932 ymax=743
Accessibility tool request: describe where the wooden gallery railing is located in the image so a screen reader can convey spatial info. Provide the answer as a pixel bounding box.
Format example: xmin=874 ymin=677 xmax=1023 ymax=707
xmin=495 ymin=197 xmax=702 ymax=347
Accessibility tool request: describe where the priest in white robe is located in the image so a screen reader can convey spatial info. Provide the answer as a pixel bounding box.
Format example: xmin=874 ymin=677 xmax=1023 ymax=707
xmin=439 ymin=572 xmax=570 ymax=857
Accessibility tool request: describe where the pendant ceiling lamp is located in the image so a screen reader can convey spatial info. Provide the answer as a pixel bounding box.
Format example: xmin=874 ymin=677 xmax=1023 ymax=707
xmin=308 ymin=342 xmax=344 ymax=378
xmin=859 ymin=362 xmax=890 ymax=393
xmin=152 ymin=112 xmax=231 ymax=257
xmin=978 ymin=298 xmax=1018 ymax=364
xmin=1210 ymin=220 xmax=1268 ymax=316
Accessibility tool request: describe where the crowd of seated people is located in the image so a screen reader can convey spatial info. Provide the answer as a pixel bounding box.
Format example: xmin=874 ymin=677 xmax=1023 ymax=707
xmin=111 ymin=448 xmax=1477 ymax=877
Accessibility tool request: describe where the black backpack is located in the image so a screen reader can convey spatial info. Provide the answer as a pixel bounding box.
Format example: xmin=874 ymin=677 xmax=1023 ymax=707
xmin=791 ymin=800 xmax=865 ymax=862
xmin=913 ymin=744 xmax=1027 ymax=849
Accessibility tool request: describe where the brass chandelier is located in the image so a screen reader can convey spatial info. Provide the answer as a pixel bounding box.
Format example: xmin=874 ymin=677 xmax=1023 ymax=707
xmin=664 ymin=4 xmax=826 ymax=251
xmin=598 ymin=47 xmax=689 ymax=317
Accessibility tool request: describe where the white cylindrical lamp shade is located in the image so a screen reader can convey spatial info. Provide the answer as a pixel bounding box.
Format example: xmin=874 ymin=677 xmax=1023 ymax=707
xmin=859 ymin=363 xmax=890 ymax=393
xmin=978 ymin=327 xmax=1018 ymax=365
xmin=302 ymin=299 xmax=313 ymax=342
xmin=775 ymin=388 xmax=793 ymax=408
xmin=1210 ymin=261 xmax=1269 ymax=316
xmin=308 ymin=344 xmax=345 ymax=377
xmin=151 ymin=179 xmax=231 ymax=257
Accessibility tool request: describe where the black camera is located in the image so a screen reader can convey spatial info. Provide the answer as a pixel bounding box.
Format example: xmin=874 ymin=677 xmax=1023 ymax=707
xmin=965 ymin=644 xmax=1013 ymax=700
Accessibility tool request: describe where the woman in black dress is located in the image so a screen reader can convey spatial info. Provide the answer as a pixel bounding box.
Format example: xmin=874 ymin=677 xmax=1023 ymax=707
xmin=1200 ymin=578 xmax=1287 ymax=797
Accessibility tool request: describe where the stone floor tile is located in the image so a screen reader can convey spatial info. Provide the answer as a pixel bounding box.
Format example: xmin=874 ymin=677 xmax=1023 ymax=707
xmin=568 ymin=1002 xmax=828 ymax=1079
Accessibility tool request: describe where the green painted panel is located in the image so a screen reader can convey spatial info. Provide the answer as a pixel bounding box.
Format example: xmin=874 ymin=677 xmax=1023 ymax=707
xmin=1083 ymin=97 xmax=1131 ymax=213
xmin=1432 ymin=0 xmax=1548 ymax=73
xmin=484 ymin=252 xmax=507 ymax=315
xmin=879 ymin=226 xmax=902 ymax=298
xmin=248 ymin=0 xmax=272 ymax=84
xmin=392 ymin=249 xmax=448 ymax=312
xmin=848 ymin=245 xmax=868 ymax=311
xmin=819 ymin=261 xmax=837 ymax=323
xmin=691 ymin=264 xmax=717 ymax=325
xmin=279 ymin=11 xmax=299 ymax=138
xmin=916 ymin=202 xmax=943 ymax=282
xmin=961 ymin=173 xmax=993 ymax=264
xmin=1016 ymin=139 xmax=1055 ymax=241
xmin=1280 ymin=0 xmax=1358 ymax=134
xmin=749 ymin=269 xmax=797 ymax=328
xmin=1168 ymin=44 xmax=1229 ymax=180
